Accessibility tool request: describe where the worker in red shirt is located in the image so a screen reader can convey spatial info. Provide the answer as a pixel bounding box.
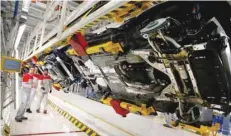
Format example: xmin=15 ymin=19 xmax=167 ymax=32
xmin=15 ymin=67 xmax=34 ymax=122
xmin=36 ymin=68 xmax=52 ymax=114
xmin=26 ymin=67 xmax=41 ymax=113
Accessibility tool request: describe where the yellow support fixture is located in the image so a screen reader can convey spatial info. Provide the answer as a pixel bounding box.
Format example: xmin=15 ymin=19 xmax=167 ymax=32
xmin=120 ymin=102 xmax=156 ymax=116
xmin=56 ymin=38 xmax=69 ymax=46
xmin=100 ymin=97 xmax=113 ymax=106
xmin=43 ymin=47 xmax=52 ymax=54
xmin=172 ymin=122 xmax=220 ymax=136
xmin=101 ymin=97 xmax=156 ymax=116
xmin=2 ymin=124 xmax=10 ymax=136
xmin=53 ymin=83 xmax=61 ymax=88
xmin=53 ymin=83 xmax=62 ymax=91
xmin=66 ymin=48 xmax=78 ymax=56
xmin=86 ymin=41 xmax=123 ymax=54
xmin=37 ymin=61 xmax=44 ymax=66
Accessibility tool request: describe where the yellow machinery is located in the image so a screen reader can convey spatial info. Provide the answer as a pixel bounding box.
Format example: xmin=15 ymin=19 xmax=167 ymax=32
xmin=66 ymin=48 xmax=78 ymax=56
xmin=86 ymin=41 xmax=123 ymax=55
xmin=25 ymin=1 xmax=164 ymax=62
xmin=101 ymin=97 xmax=156 ymax=116
xmin=171 ymin=121 xmax=220 ymax=136
xmin=66 ymin=41 xmax=123 ymax=56
xmin=53 ymin=83 xmax=62 ymax=91
xmin=2 ymin=124 xmax=10 ymax=136
xmin=43 ymin=47 xmax=52 ymax=54
xmin=37 ymin=61 xmax=44 ymax=66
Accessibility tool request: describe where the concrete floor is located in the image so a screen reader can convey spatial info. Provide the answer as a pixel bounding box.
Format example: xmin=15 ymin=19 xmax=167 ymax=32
xmin=49 ymin=90 xmax=198 ymax=136
xmin=11 ymin=94 xmax=87 ymax=136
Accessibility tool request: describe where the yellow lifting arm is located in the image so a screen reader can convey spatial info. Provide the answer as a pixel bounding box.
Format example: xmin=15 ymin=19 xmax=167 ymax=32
xmin=172 ymin=121 xmax=220 ymax=136
xmin=86 ymin=41 xmax=123 ymax=54
xmin=101 ymin=97 xmax=156 ymax=116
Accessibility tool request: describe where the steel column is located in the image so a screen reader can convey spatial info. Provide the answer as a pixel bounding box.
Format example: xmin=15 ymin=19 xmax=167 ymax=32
xmin=1 ymin=73 xmax=7 ymax=119
xmin=1 ymin=18 xmax=6 ymax=52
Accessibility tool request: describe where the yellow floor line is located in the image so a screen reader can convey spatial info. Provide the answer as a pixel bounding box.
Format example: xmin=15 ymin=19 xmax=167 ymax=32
xmin=49 ymin=95 xmax=135 ymax=136
xmin=48 ymin=100 xmax=99 ymax=136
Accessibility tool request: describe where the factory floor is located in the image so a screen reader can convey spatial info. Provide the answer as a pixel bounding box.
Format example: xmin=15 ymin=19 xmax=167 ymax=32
xmin=11 ymin=94 xmax=87 ymax=136
xmin=10 ymin=90 xmax=197 ymax=136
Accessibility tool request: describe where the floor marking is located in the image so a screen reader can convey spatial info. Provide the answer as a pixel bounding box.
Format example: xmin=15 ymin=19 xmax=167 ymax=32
xmin=48 ymin=100 xmax=100 ymax=136
xmin=50 ymin=95 xmax=135 ymax=136
xmin=11 ymin=130 xmax=83 ymax=136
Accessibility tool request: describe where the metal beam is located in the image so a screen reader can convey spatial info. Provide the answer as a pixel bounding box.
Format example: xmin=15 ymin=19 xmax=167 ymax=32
xmin=1 ymin=18 xmax=6 ymax=52
xmin=3 ymin=101 xmax=14 ymax=109
xmin=56 ymin=57 xmax=74 ymax=81
xmin=39 ymin=1 xmax=60 ymax=47
xmin=41 ymin=1 xmax=98 ymax=47
xmin=27 ymin=14 xmax=43 ymax=21
xmin=8 ymin=22 xmax=19 ymax=55
xmin=57 ymin=0 xmax=67 ymax=38
xmin=64 ymin=1 xmax=99 ymax=27
xmin=30 ymin=1 xmax=46 ymax=10
xmin=23 ymin=1 xmax=98 ymax=58
xmin=67 ymin=1 xmax=80 ymax=9
xmin=1 ymin=73 xmax=7 ymax=119
xmin=24 ymin=0 xmax=127 ymax=60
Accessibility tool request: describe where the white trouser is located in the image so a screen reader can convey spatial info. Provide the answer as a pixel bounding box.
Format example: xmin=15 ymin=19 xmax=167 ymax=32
xmin=26 ymin=88 xmax=36 ymax=109
xmin=36 ymin=91 xmax=48 ymax=111
xmin=15 ymin=87 xmax=31 ymax=119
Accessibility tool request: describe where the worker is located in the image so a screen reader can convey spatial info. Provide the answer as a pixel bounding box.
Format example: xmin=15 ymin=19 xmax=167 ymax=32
xmin=36 ymin=68 xmax=52 ymax=114
xmin=26 ymin=67 xmax=41 ymax=113
xmin=15 ymin=67 xmax=34 ymax=122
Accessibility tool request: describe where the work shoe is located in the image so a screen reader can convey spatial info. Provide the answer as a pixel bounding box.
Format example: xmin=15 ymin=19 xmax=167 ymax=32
xmin=26 ymin=108 xmax=32 ymax=113
xmin=15 ymin=118 xmax=22 ymax=122
xmin=36 ymin=109 xmax=40 ymax=113
xmin=21 ymin=116 xmax=28 ymax=120
xmin=43 ymin=110 xmax=47 ymax=114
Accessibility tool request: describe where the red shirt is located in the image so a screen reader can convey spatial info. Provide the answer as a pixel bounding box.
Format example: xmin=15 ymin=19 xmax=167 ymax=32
xmin=22 ymin=73 xmax=33 ymax=88
xmin=33 ymin=73 xmax=43 ymax=80
xmin=42 ymin=74 xmax=51 ymax=80
xmin=22 ymin=73 xmax=33 ymax=82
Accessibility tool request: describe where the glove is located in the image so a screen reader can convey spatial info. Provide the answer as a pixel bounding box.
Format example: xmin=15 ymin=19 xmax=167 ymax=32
xmin=50 ymin=89 xmax=52 ymax=93
xmin=41 ymin=87 xmax=45 ymax=90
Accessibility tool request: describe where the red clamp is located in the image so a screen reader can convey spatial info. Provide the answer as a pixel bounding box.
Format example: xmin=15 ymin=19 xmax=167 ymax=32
xmin=110 ymin=99 xmax=129 ymax=117
xmin=69 ymin=32 xmax=88 ymax=56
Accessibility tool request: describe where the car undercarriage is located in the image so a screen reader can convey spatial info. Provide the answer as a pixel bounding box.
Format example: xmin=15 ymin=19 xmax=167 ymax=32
xmin=31 ymin=1 xmax=231 ymax=124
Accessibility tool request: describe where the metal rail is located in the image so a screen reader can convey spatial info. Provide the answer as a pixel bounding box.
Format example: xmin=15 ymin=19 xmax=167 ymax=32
xmin=23 ymin=0 xmax=127 ymax=60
